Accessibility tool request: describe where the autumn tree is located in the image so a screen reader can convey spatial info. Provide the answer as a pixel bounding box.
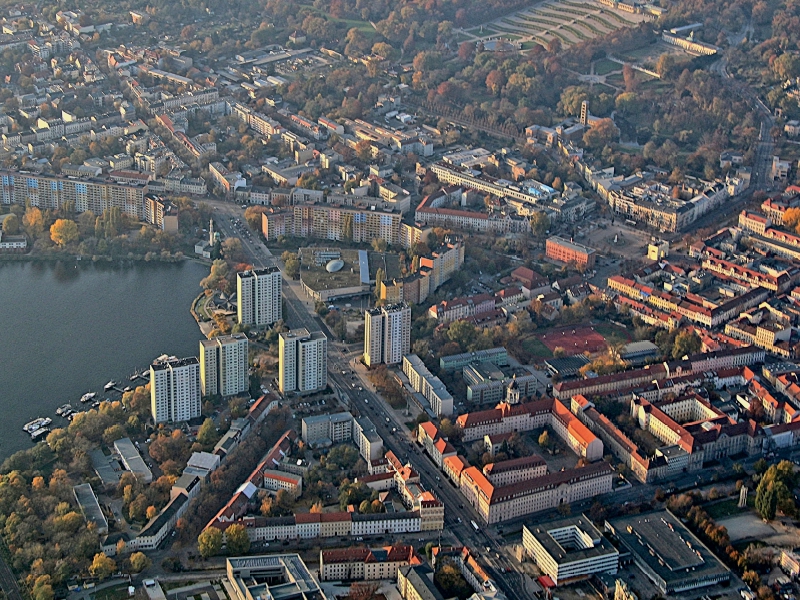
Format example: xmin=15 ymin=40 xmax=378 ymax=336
xmin=2 ymin=213 xmax=19 ymax=234
xmin=225 ymin=523 xmax=250 ymax=555
xmin=198 ymin=527 xmax=223 ymax=558
xmin=89 ymin=553 xmax=116 ymax=580
xmin=49 ymin=219 xmax=79 ymax=246
xmin=23 ymin=206 xmax=44 ymax=238
xmin=197 ymin=418 xmax=219 ymax=448
xmin=129 ymin=552 xmax=151 ymax=573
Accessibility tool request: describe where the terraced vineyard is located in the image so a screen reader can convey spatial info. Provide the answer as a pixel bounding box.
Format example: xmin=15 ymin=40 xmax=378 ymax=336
xmin=477 ymin=0 xmax=650 ymax=50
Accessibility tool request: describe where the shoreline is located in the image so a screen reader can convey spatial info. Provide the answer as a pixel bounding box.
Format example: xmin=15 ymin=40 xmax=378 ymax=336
xmin=0 ymin=252 xmax=210 ymax=266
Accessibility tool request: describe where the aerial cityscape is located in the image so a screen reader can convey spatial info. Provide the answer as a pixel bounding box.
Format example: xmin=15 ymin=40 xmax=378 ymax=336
xmin=3 ymin=0 xmax=800 ymax=600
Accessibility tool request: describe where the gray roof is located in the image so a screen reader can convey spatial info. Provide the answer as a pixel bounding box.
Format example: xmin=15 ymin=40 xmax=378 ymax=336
xmin=607 ymin=510 xmax=730 ymax=593
xmin=399 ymin=566 xmax=448 ymax=600
xmin=523 ymin=513 xmax=617 ymax=566
xmin=138 ymin=493 xmax=187 ymax=539
xmin=73 ymin=483 xmax=108 ymax=533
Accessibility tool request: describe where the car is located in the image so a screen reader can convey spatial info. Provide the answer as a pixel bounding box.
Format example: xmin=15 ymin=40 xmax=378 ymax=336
xmin=385 ymin=417 xmax=390 ymax=423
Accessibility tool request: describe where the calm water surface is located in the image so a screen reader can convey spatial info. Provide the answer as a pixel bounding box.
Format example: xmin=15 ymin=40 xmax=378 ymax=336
xmin=0 ymin=260 xmax=208 ymax=459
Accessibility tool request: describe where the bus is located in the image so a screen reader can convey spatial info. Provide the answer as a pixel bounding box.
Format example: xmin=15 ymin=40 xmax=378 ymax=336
xmin=471 ymin=520 xmax=480 ymax=531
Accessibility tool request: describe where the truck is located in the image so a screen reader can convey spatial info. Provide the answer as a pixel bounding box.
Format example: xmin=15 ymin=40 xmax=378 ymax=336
xmin=471 ymin=520 xmax=480 ymax=531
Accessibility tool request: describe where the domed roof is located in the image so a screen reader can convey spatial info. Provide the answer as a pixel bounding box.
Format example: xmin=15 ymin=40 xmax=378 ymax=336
xmin=326 ymin=259 xmax=345 ymax=273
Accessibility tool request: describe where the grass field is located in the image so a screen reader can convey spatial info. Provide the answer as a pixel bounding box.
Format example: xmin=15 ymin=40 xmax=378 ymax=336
xmin=704 ymin=498 xmax=745 ymax=520
xmin=92 ymin=585 xmax=136 ymax=600
xmin=523 ymin=337 xmax=554 ymax=358
xmin=594 ymin=58 xmax=620 ymax=75
xmin=594 ymin=321 xmax=632 ymax=342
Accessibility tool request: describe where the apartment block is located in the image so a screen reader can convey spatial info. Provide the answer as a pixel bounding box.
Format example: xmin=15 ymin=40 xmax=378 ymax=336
xmin=0 ymin=169 xmax=145 ymax=219
xmin=319 ymin=545 xmax=420 ymax=581
xmin=199 ymin=333 xmax=249 ymax=397
xmin=237 ymin=267 xmax=282 ymax=327
xmin=363 ymin=303 xmax=411 ymax=367
xmin=546 ymin=236 xmax=596 ymax=269
xmin=150 ymin=355 xmax=201 ymax=423
xmin=143 ymin=194 xmax=178 ymax=232
xmin=353 ymin=416 xmax=384 ymax=462
xmin=301 ymin=412 xmax=353 ymax=446
xmin=279 ymin=328 xmax=327 ymax=393
xmin=402 ymin=354 xmax=453 ymax=416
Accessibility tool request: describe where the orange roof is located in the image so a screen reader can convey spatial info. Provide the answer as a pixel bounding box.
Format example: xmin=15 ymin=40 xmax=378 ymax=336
xmin=419 ymin=421 xmax=439 ymax=439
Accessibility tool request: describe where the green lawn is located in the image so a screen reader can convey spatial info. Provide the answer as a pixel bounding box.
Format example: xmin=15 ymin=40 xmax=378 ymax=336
xmin=523 ymin=337 xmax=553 ymax=358
xmin=521 ymin=40 xmax=544 ymax=50
xmin=594 ymin=58 xmax=620 ymax=75
xmin=703 ymin=498 xmax=745 ymax=520
xmin=594 ymin=322 xmax=632 ymax=342
xmin=91 ymin=585 xmax=135 ymax=600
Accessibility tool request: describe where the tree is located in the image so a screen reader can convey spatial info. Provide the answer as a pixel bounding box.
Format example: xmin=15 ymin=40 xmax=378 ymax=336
xmin=129 ymin=552 xmax=151 ymax=573
xmin=284 ymin=257 xmax=300 ymax=279
xmin=89 ymin=553 xmax=117 ymax=580
xmin=198 ymin=527 xmax=223 ymax=558
xmin=785 ymin=208 xmax=800 ymax=234
xmin=310 ymin=500 xmax=324 ymax=513
xmin=23 ymin=207 xmax=44 ymax=238
xmin=530 ymin=212 xmax=550 ymax=237
xmin=672 ymin=330 xmax=701 ymax=359
xmin=32 ymin=576 xmax=54 ymax=600
xmin=655 ymin=53 xmax=676 ymax=79
xmin=2 ymin=213 xmax=19 ymax=234
xmin=49 ymin=219 xmax=79 ymax=246
xmin=371 ymin=238 xmax=388 ymax=252
xmin=225 ymin=523 xmax=250 ymax=555
xmin=582 ymin=119 xmax=618 ymax=151
xmin=458 ymin=41 xmax=474 ymax=61
xmin=538 ymin=430 xmax=550 ymax=448
xmin=197 ymin=418 xmax=219 ymax=448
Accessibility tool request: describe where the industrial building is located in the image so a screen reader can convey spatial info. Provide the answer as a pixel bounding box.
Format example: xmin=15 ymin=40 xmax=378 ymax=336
xmin=606 ymin=510 xmax=731 ymax=594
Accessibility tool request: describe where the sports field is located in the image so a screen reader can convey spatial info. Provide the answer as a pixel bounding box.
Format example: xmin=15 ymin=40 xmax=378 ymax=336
xmin=538 ymin=325 xmax=607 ymax=355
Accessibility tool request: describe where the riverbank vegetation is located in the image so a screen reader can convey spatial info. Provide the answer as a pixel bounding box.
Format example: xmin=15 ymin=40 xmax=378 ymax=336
xmin=0 ymin=198 xmax=212 ymax=263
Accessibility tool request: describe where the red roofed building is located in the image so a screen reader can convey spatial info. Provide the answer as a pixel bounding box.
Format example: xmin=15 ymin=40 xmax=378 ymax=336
xmin=320 ymin=545 xmax=421 ymax=581
xmin=456 ymin=398 xmax=603 ymax=461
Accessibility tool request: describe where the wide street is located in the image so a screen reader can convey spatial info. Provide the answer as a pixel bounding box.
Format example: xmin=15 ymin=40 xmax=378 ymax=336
xmin=199 ymin=199 xmax=540 ymax=600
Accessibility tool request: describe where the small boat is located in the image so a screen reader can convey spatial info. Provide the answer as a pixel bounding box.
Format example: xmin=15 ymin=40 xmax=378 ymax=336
xmin=103 ymin=381 xmax=116 ymax=391
xmin=62 ymin=409 xmax=75 ymax=418
xmin=30 ymin=428 xmax=50 ymax=442
xmin=129 ymin=374 xmax=138 ymax=382
xmin=91 ymin=401 xmax=101 ymax=409
xmin=23 ymin=417 xmax=52 ymax=433
xmin=56 ymin=404 xmax=73 ymax=416
xmin=123 ymin=386 xmax=132 ymax=393
xmin=67 ymin=413 xmax=77 ymax=421
xmin=80 ymin=392 xmax=96 ymax=403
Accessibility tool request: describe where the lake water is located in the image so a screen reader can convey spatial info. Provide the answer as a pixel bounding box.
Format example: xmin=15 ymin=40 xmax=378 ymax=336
xmin=0 ymin=259 xmax=209 ymax=460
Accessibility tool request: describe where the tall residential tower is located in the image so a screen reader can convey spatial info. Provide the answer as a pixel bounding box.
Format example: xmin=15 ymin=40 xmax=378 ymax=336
xmin=199 ymin=333 xmax=249 ymax=397
xmin=150 ymin=355 xmax=201 ymax=423
xmin=279 ymin=328 xmax=328 ymax=393
xmin=237 ymin=267 xmax=282 ymax=327
xmin=363 ymin=303 xmax=411 ymax=367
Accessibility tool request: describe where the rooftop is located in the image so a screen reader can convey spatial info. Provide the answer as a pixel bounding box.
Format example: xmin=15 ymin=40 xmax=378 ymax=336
xmin=607 ymin=510 xmax=731 ymax=592
xmin=524 ymin=513 xmax=618 ymax=565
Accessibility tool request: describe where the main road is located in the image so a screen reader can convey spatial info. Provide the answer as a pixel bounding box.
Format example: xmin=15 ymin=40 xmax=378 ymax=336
xmin=203 ymin=201 xmax=539 ymax=600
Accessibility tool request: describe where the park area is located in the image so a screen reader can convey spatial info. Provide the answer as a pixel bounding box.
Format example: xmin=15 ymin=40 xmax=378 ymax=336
xmin=469 ymin=0 xmax=650 ymax=50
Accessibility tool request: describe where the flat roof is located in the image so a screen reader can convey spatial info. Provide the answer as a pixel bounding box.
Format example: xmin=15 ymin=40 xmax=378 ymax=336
xmin=113 ymin=437 xmax=152 ymax=481
xmin=524 ymin=514 xmax=617 ymax=566
xmin=73 ymin=483 xmax=108 ymax=532
xmin=89 ymin=448 xmax=121 ymax=487
xmin=607 ymin=510 xmax=730 ymax=592
xmin=227 ymin=554 xmax=325 ymax=600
